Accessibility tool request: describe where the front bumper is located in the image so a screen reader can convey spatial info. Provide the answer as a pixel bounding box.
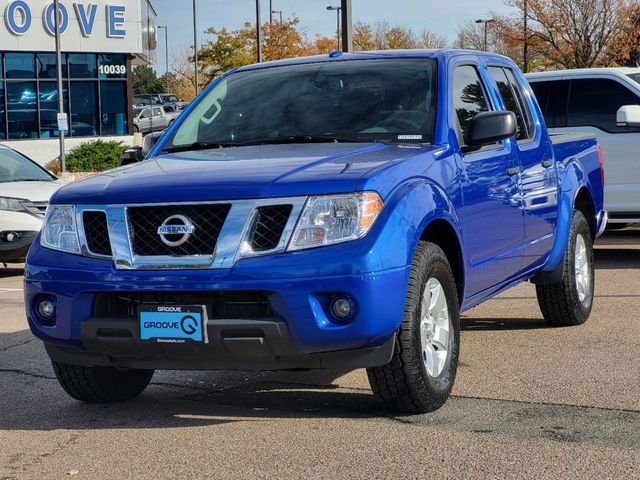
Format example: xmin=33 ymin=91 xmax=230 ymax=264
xmin=0 ymin=231 xmax=37 ymax=262
xmin=25 ymin=239 xmax=410 ymax=370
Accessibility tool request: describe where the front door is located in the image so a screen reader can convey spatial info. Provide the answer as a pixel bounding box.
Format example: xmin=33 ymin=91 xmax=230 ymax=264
xmin=451 ymin=62 xmax=525 ymax=296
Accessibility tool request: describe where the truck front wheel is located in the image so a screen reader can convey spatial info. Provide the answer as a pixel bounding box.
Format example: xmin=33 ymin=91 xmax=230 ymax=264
xmin=367 ymin=241 xmax=460 ymax=413
xmin=536 ymin=210 xmax=595 ymax=326
xmin=52 ymin=362 xmax=154 ymax=403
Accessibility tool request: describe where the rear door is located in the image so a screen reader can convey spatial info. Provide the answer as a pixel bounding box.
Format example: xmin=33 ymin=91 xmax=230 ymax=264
xmin=488 ymin=65 xmax=558 ymax=268
xmin=451 ymin=61 xmax=525 ymax=294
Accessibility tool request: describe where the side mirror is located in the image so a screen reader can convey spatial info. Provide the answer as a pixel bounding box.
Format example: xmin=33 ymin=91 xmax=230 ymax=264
xmin=142 ymin=131 xmax=165 ymax=156
xmin=467 ymin=111 xmax=517 ymax=148
xmin=617 ymin=105 xmax=640 ymax=128
xmin=118 ymin=147 xmax=144 ymax=167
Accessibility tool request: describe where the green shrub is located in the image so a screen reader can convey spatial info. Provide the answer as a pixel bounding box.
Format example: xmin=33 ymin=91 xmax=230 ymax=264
xmin=65 ymin=140 xmax=128 ymax=172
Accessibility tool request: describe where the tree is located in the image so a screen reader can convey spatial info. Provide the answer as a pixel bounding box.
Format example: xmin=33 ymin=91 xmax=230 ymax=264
xmin=352 ymin=21 xmax=446 ymax=51
xmin=132 ymin=65 xmax=164 ymax=94
xmin=609 ymin=3 xmax=640 ymax=66
xmin=506 ymin=0 xmax=638 ymax=69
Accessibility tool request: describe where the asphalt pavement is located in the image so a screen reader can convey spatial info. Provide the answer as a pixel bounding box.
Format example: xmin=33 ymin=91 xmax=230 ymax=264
xmin=1 ymin=231 xmax=639 ymax=479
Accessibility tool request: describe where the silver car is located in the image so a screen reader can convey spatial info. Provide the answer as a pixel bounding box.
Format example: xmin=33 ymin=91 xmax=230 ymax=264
xmin=132 ymin=106 xmax=179 ymax=134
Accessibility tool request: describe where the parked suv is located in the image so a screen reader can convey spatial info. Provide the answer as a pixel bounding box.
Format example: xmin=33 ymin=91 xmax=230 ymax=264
xmin=133 ymin=94 xmax=189 ymax=112
xmin=133 ymin=106 xmax=179 ymax=134
xmin=527 ymin=68 xmax=640 ymax=227
xmin=0 ymin=145 xmax=63 ymax=263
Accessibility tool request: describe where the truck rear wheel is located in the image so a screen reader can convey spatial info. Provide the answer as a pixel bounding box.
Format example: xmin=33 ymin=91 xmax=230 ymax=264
xmin=52 ymin=362 xmax=154 ymax=403
xmin=536 ymin=210 xmax=594 ymax=326
xmin=367 ymin=241 xmax=460 ymax=413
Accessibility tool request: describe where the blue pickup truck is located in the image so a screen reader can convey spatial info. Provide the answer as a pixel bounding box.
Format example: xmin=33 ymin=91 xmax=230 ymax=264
xmin=25 ymin=50 xmax=606 ymax=413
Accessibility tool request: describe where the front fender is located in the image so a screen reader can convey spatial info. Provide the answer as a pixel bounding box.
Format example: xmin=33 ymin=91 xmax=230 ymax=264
xmin=384 ymin=177 xmax=463 ymax=271
xmin=540 ymin=160 xmax=589 ymax=274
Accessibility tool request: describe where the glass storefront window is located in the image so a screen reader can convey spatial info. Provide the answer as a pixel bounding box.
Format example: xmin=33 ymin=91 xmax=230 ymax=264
xmin=71 ymin=82 xmax=98 ymax=137
xmin=37 ymin=54 xmax=68 ymax=79
xmin=0 ymin=83 xmax=5 ymax=140
xmin=68 ymin=54 xmax=97 ymax=78
xmin=6 ymin=82 xmax=38 ymax=139
xmin=98 ymin=54 xmax=127 ymax=79
xmin=5 ymin=54 xmax=36 ymax=79
xmin=100 ymin=82 xmax=128 ymax=135
xmin=39 ymin=82 xmax=69 ymax=139
xmin=0 ymin=52 xmax=130 ymax=139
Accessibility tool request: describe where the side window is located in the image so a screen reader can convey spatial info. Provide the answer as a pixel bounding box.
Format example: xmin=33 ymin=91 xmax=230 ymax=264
xmin=488 ymin=66 xmax=529 ymax=141
xmin=141 ymin=108 xmax=151 ymax=118
xmin=568 ymin=78 xmax=640 ymax=132
xmin=452 ymin=65 xmax=491 ymax=143
xmin=504 ymin=68 xmax=535 ymax=140
xmin=153 ymin=108 xmax=163 ymax=117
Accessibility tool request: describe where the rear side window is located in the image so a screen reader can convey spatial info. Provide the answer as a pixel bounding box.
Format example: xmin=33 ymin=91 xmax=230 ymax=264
xmin=452 ymin=65 xmax=490 ymax=142
xmin=488 ymin=66 xmax=534 ymax=142
xmin=567 ymin=78 xmax=640 ymax=133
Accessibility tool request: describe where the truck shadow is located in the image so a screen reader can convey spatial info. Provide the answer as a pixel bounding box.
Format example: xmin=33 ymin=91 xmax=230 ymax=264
xmin=461 ymin=317 xmax=548 ymax=331
xmin=0 ymin=265 xmax=24 ymax=278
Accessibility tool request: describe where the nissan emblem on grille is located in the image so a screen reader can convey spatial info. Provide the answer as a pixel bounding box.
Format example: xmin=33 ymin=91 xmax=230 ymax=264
xmin=157 ymin=215 xmax=196 ymax=247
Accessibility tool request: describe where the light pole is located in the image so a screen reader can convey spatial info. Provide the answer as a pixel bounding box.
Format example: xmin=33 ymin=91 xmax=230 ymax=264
xmin=326 ymin=5 xmax=341 ymax=50
xmin=272 ymin=10 xmax=282 ymax=23
xmin=158 ymin=26 xmax=169 ymax=93
xmin=523 ymin=0 xmax=529 ymax=73
xmin=269 ymin=0 xmax=273 ymax=23
xmin=256 ymin=0 xmax=262 ymax=62
xmin=53 ymin=0 xmax=65 ymax=172
xmin=192 ymin=0 xmax=199 ymax=94
xmin=475 ymin=18 xmax=495 ymax=52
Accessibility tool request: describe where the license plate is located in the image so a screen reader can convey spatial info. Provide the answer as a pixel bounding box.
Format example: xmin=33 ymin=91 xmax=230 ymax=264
xmin=139 ymin=305 xmax=208 ymax=344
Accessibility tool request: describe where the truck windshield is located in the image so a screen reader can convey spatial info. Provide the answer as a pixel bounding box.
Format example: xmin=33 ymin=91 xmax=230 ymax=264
xmin=162 ymin=58 xmax=437 ymax=153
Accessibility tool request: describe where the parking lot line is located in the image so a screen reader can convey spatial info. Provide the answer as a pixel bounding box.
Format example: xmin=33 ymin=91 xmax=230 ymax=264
xmin=0 ymin=288 xmax=22 ymax=292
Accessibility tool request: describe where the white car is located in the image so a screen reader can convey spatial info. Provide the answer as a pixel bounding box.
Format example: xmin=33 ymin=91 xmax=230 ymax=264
xmin=0 ymin=145 xmax=64 ymax=263
xmin=526 ymin=68 xmax=640 ymax=227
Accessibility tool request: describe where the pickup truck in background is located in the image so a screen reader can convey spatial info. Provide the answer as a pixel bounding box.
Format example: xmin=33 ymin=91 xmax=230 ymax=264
xmin=527 ymin=68 xmax=640 ymax=228
xmin=25 ymin=50 xmax=606 ymax=413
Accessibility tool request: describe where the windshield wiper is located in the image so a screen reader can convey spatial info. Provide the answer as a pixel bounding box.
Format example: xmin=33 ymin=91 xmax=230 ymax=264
xmin=5 ymin=178 xmax=50 ymax=182
xmin=237 ymin=135 xmax=376 ymax=146
xmin=161 ymin=141 xmax=237 ymax=154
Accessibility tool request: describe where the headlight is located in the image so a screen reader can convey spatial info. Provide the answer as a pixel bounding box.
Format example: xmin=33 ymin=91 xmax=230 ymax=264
xmin=288 ymin=192 xmax=383 ymax=251
xmin=41 ymin=205 xmax=81 ymax=254
xmin=0 ymin=196 xmax=26 ymax=212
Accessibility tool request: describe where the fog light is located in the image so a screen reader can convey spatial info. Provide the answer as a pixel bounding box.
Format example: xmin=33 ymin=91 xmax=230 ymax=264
xmin=37 ymin=299 xmax=56 ymax=320
xmin=330 ymin=296 xmax=356 ymax=323
xmin=5 ymin=232 xmax=18 ymax=242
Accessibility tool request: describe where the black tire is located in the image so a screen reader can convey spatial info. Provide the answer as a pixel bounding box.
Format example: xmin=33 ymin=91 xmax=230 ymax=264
xmin=536 ymin=210 xmax=594 ymax=326
xmin=367 ymin=241 xmax=460 ymax=414
xmin=52 ymin=362 xmax=154 ymax=403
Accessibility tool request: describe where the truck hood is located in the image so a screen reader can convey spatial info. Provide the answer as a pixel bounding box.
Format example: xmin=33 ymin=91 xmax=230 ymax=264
xmin=52 ymin=143 xmax=432 ymax=204
xmin=1 ymin=180 xmax=65 ymax=203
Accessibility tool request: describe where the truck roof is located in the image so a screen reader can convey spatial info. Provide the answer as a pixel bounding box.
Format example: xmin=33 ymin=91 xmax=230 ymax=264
xmin=233 ymin=49 xmax=516 ymax=73
xmin=526 ymin=67 xmax=640 ymax=80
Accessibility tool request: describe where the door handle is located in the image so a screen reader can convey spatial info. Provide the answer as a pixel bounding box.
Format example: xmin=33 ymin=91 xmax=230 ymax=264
xmin=506 ymin=167 xmax=519 ymax=176
xmin=541 ymin=159 xmax=554 ymax=168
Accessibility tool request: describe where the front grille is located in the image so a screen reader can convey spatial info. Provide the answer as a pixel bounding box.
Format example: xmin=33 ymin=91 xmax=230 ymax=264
xmin=128 ymin=204 xmax=231 ymax=256
xmin=94 ymin=291 xmax=273 ymax=319
xmin=250 ymin=205 xmax=293 ymax=252
xmin=22 ymin=202 xmax=48 ymax=218
xmin=83 ymin=211 xmax=112 ymax=256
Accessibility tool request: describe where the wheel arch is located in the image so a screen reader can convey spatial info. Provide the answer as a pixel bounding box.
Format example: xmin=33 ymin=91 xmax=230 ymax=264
xmin=419 ymin=218 xmax=465 ymax=306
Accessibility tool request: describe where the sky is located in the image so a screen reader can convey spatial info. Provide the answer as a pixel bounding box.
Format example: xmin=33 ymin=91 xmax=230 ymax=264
xmin=151 ymin=0 xmax=512 ymax=74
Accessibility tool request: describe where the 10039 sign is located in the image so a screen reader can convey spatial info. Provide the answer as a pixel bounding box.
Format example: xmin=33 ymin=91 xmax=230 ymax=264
xmin=99 ymin=64 xmax=126 ymax=75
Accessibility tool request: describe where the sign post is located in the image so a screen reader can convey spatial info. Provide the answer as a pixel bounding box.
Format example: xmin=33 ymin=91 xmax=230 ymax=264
xmin=53 ymin=0 xmax=66 ymax=172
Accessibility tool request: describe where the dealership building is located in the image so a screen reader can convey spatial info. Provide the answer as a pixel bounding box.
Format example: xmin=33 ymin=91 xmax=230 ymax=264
xmin=0 ymin=0 xmax=156 ymax=163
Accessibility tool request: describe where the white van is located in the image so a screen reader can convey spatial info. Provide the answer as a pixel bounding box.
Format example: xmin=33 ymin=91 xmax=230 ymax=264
xmin=526 ymin=68 xmax=640 ymax=227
